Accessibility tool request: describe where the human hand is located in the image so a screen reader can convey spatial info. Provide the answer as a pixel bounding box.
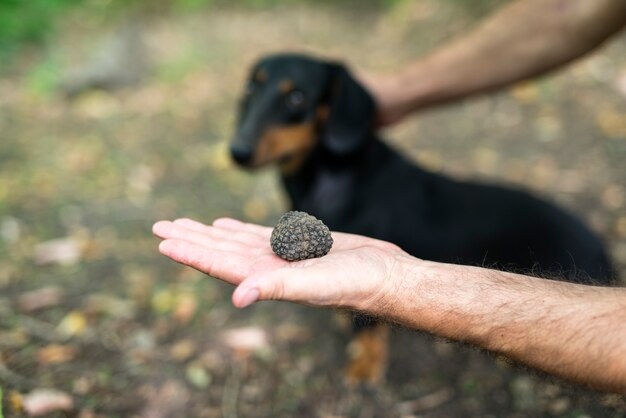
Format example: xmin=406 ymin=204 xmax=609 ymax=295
xmin=152 ymin=217 xmax=412 ymax=311
xmin=357 ymin=72 xmax=413 ymax=127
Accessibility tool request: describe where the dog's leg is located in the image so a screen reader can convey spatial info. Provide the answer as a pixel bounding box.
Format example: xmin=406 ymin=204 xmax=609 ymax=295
xmin=345 ymin=322 xmax=390 ymax=386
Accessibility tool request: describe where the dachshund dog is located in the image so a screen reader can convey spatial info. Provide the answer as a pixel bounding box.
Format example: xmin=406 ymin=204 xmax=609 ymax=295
xmin=230 ymin=53 xmax=614 ymax=384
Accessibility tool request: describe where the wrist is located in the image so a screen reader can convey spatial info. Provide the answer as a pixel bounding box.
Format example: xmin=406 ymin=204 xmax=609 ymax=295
xmin=361 ymin=62 xmax=451 ymax=126
xmin=354 ymin=252 xmax=433 ymax=321
xmin=359 ymin=257 xmax=498 ymax=339
xmin=358 ymin=72 xmax=420 ymax=126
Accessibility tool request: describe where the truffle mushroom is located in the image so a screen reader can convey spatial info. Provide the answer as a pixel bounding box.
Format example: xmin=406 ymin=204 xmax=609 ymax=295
xmin=270 ymin=211 xmax=333 ymax=261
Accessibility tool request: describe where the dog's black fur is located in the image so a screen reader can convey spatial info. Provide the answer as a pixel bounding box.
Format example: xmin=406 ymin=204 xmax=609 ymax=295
xmin=230 ymin=53 xmax=615 ymax=383
xmin=232 ymin=53 xmax=613 ymax=286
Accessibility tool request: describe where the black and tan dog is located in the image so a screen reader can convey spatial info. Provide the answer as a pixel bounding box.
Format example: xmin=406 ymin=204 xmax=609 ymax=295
xmin=230 ymin=53 xmax=614 ymax=384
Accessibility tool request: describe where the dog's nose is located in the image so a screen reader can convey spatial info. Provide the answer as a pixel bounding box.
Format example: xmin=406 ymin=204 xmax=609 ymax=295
xmin=230 ymin=144 xmax=253 ymax=165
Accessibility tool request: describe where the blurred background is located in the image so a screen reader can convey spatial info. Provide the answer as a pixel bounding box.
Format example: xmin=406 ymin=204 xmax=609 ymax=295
xmin=0 ymin=0 xmax=625 ymax=416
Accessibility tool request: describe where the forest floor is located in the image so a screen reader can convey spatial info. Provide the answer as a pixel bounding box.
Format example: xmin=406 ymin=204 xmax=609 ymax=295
xmin=1 ymin=2 xmax=625 ymax=417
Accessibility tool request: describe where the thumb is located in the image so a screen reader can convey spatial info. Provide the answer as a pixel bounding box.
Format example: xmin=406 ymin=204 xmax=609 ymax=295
xmin=232 ymin=268 xmax=307 ymax=308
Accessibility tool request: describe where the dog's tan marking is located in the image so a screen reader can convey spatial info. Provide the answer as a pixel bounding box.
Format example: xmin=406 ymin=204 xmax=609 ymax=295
xmin=254 ymin=68 xmax=268 ymax=83
xmin=249 ymin=106 xmax=330 ymax=173
xmin=317 ymin=105 xmax=330 ymax=123
xmin=278 ymin=79 xmax=295 ymax=93
xmin=253 ymin=122 xmax=316 ymax=173
xmin=345 ymin=323 xmax=390 ymax=386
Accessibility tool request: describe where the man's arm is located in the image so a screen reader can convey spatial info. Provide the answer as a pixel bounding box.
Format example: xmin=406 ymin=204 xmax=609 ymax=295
xmin=369 ymin=258 xmax=626 ymax=393
xmin=362 ymin=0 xmax=626 ymax=125
xmin=153 ymin=217 xmax=626 ymax=393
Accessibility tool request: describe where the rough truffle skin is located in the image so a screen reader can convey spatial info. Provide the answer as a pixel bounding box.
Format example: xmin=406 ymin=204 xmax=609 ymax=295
xmin=270 ymin=211 xmax=333 ymax=261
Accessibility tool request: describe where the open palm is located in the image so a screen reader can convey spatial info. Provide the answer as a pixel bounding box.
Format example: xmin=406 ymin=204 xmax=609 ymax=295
xmin=152 ymin=217 xmax=409 ymax=309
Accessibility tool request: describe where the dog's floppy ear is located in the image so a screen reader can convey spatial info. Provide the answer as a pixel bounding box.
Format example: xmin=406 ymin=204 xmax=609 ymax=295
xmin=322 ymin=63 xmax=376 ymax=155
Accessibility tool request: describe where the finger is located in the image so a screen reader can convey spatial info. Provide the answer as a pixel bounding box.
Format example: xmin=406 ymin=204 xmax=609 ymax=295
xmin=232 ymin=267 xmax=330 ymax=308
xmin=212 ymin=218 xmax=273 ymax=240
xmin=172 ymin=218 xmax=213 ymax=232
xmin=178 ymin=218 xmax=269 ymax=246
xmin=153 ymin=220 xmax=175 ymax=239
xmin=158 ymin=239 xmax=251 ymax=284
xmin=155 ymin=220 xmax=263 ymax=253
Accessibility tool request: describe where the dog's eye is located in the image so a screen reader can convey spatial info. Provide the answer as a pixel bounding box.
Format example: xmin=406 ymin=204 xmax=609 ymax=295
xmin=285 ymin=90 xmax=305 ymax=109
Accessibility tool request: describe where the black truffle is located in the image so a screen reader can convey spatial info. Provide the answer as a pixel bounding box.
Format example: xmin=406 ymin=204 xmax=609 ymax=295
xmin=270 ymin=211 xmax=333 ymax=261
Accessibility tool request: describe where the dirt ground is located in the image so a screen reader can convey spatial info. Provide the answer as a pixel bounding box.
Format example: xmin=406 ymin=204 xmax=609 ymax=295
xmin=1 ymin=2 xmax=625 ymax=417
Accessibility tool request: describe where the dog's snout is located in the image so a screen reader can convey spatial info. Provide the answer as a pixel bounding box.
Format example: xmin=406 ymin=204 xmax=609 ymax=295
xmin=230 ymin=143 xmax=253 ymax=165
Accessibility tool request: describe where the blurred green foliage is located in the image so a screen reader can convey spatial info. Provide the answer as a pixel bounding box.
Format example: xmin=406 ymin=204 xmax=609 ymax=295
xmin=0 ymin=0 xmax=81 ymax=58
xmin=0 ymin=0 xmax=407 ymax=66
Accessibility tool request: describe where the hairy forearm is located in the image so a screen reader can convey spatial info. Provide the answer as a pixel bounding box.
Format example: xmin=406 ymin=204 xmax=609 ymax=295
xmin=367 ymin=0 xmax=626 ymax=122
xmin=367 ymin=256 xmax=626 ymax=393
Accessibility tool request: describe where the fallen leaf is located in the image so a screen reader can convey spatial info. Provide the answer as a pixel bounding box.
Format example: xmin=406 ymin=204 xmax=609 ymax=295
xmin=33 ymin=238 xmax=81 ymax=266
xmin=173 ymin=293 xmax=198 ymax=324
xmin=169 ymin=339 xmax=197 ymax=362
xmin=18 ymin=286 xmax=64 ymax=312
xmin=511 ymin=81 xmax=540 ymax=104
xmin=151 ymin=289 xmax=175 ymax=314
xmin=57 ymin=311 xmax=88 ymax=337
xmin=72 ymin=90 xmax=120 ymax=119
xmin=37 ymin=344 xmax=78 ymax=365
xmin=185 ymin=363 xmax=211 ymax=389
xmin=8 ymin=390 xmax=24 ymax=414
xmin=22 ymin=389 xmax=74 ymax=416
xmin=221 ymin=326 xmax=269 ymax=356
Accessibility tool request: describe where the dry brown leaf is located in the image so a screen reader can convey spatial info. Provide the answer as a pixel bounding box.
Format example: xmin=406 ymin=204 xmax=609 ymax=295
xmin=169 ymin=339 xmax=197 ymax=362
xmin=18 ymin=286 xmax=64 ymax=312
xmin=173 ymin=293 xmax=198 ymax=324
xmin=511 ymin=81 xmax=540 ymax=104
xmin=37 ymin=344 xmax=78 ymax=365
xmin=8 ymin=390 xmax=24 ymax=414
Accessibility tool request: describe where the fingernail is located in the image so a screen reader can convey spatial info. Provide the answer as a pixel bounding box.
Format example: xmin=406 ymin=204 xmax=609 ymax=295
xmin=238 ymin=288 xmax=260 ymax=308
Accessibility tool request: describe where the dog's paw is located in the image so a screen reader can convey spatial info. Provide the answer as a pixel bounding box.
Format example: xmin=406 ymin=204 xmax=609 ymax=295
xmin=344 ymin=324 xmax=389 ymax=386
